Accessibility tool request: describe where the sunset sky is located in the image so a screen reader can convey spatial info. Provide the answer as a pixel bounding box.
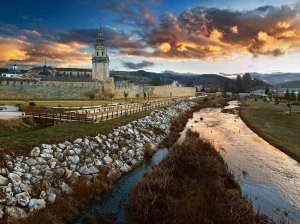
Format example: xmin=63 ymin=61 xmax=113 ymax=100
xmin=1 ymin=0 xmax=300 ymax=74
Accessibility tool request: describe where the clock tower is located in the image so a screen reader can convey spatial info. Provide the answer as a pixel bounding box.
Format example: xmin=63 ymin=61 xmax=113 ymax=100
xmin=92 ymin=28 xmax=109 ymax=80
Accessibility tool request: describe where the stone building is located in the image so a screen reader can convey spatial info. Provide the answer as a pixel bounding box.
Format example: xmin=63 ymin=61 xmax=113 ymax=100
xmin=92 ymin=28 xmax=110 ymax=80
xmin=1 ymin=64 xmax=23 ymax=78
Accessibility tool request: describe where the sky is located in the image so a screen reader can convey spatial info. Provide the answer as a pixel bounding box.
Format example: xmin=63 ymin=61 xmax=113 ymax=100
xmin=1 ymin=0 xmax=300 ymax=74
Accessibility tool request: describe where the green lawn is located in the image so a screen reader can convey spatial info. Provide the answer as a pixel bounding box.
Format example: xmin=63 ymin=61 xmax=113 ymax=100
xmin=0 ymin=97 xmax=172 ymax=108
xmin=240 ymin=99 xmax=300 ymax=163
xmin=0 ymin=110 xmax=152 ymax=156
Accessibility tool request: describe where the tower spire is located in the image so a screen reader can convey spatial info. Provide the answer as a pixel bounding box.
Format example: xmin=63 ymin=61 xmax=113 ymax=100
xmin=44 ymin=58 xmax=47 ymax=66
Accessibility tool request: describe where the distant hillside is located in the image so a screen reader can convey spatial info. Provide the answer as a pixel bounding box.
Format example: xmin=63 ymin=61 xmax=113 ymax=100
xmin=110 ymin=70 xmax=237 ymax=87
xmin=276 ymin=80 xmax=300 ymax=88
xmin=110 ymin=70 xmax=270 ymax=92
xmin=252 ymin=73 xmax=300 ymax=85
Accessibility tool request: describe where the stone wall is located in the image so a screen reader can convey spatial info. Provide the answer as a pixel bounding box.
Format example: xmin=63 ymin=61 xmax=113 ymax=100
xmin=0 ymin=80 xmax=195 ymax=100
xmin=0 ymin=81 xmax=102 ymax=100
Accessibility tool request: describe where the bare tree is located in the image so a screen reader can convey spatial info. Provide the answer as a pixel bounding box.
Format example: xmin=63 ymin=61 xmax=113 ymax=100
xmin=124 ymin=91 xmax=129 ymax=103
xmin=135 ymin=93 xmax=140 ymax=99
xmin=84 ymin=91 xmax=97 ymax=106
xmin=107 ymin=92 xmax=115 ymax=105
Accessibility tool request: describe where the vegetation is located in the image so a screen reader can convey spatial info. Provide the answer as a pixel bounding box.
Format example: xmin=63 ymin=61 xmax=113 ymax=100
xmin=240 ymin=99 xmax=300 ymax=162
xmin=128 ymin=130 xmax=271 ymax=224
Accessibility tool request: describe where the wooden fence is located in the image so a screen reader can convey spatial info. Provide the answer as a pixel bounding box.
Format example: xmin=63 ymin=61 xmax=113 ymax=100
xmin=27 ymin=97 xmax=188 ymax=124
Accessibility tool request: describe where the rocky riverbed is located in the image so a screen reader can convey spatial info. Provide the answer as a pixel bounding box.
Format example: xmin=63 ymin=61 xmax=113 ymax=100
xmin=0 ymin=101 xmax=195 ymax=221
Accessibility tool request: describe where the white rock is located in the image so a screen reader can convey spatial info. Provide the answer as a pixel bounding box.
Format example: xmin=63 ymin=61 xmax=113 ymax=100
xmin=60 ymin=182 xmax=72 ymax=194
xmin=28 ymin=198 xmax=46 ymax=212
xmin=30 ymin=147 xmax=40 ymax=157
xmin=48 ymin=193 xmax=56 ymax=203
xmin=67 ymin=155 xmax=80 ymax=164
xmin=73 ymin=138 xmax=82 ymax=144
xmin=103 ymin=155 xmax=113 ymax=165
xmin=120 ymin=163 xmax=132 ymax=173
xmin=0 ymin=204 xmax=4 ymax=219
xmin=6 ymin=206 xmax=27 ymax=221
xmin=0 ymin=175 xmax=8 ymax=185
xmin=95 ymin=136 xmax=103 ymax=144
xmin=8 ymin=173 xmax=21 ymax=187
xmin=16 ymin=192 xmax=31 ymax=206
xmin=25 ymin=158 xmax=37 ymax=166
xmin=73 ymin=147 xmax=82 ymax=155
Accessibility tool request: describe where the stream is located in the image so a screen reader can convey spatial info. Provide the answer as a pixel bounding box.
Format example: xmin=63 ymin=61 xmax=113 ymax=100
xmin=76 ymin=149 xmax=168 ymax=224
xmin=180 ymin=101 xmax=300 ymax=223
xmin=76 ymin=101 xmax=300 ymax=223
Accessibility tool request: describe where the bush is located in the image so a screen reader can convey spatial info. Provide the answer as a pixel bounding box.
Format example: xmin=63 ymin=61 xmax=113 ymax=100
xmin=29 ymin=102 xmax=36 ymax=107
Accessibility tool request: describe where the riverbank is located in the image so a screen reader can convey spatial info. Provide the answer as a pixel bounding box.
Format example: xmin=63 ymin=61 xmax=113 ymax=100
xmin=240 ymin=99 xmax=300 ymax=163
xmin=128 ymin=129 xmax=272 ymax=224
xmin=0 ymin=99 xmax=203 ymax=223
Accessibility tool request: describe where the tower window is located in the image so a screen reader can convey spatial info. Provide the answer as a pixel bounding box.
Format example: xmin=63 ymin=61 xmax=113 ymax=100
xmin=97 ymin=52 xmax=99 ymax=56
xmin=102 ymin=52 xmax=104 ymax=56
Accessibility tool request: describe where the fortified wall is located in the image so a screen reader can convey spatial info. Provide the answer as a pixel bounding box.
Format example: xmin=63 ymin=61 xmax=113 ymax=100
xmin=0 ymin=80 xmax=195 ymax=100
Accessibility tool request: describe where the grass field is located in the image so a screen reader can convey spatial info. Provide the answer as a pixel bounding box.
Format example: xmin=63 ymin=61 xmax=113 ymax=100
xmin=240 ymin=99 xmax=300 ymax=163
xmin=0 ymin=97 xmax=171 ymax=108
xmin=0 ymin=110 xmax=152 ymax=156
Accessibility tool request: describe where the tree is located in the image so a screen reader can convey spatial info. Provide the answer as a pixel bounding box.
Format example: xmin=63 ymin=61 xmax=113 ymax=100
xmin=106 ymin=92 xmax=115 ymax=105
xmin=242 ymin=73 xmax=252 ymax=92
xmin=84 ymin=91 xmax=97 ymax=106
xmin=290 ymin=90 xmax=296 ymax=101
xmin=284 ymin=89 xmax=290 ymax=101
xmin=265 ymin=86 xmax=270 ymax=95
xmin=236 ymin=75 xmax=244 ymax=93
xmin=124 ymin=91 xmax=129 ymax=103
xmin=135 ymin=93 xmax=140 ymax=99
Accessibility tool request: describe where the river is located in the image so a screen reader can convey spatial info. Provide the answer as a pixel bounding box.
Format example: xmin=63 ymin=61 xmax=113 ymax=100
xmin=180 ymin=101 xmax=300 ymax=223
xmin=76 ymin=101 xmax=300 ymax=223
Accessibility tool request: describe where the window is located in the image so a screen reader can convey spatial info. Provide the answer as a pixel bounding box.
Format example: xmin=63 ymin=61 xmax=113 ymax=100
xmin=97 ymin=52 xmax=99 ymax=56
xmin=102 ymin=52 xmax=104 ymax=56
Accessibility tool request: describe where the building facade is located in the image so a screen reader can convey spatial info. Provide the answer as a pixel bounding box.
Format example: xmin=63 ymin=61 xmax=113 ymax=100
xmin=92 ymin=29 xmax=109 ymax=80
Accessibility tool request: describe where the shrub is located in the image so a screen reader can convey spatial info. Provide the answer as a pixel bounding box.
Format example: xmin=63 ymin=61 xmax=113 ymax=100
xmin=29 ymin=101 xmax=36 ymax=107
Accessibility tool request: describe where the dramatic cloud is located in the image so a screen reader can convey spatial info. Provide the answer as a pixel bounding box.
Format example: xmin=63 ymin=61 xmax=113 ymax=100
xmin=122 ymin=60 xmax=155 ymax=69
xmin=2 ymin=1 xmax=300 ymax=67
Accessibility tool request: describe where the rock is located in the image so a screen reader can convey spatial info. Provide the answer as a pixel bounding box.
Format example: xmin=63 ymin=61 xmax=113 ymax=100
xmin=16 ymin=192 xmax=31 ymax=206
xmin=54 ymin=152 xmax=64 ymax=161
xmin=6 ymin=193 xmax=16 ymax=206
xmin=25 ymin=158 xmax=37 ymax=166
xmin=111 ymin=144 xmax=119 ymax=151
xmin=95 ymin=136 xmax=103 ymax=144
xmin=48 ymin=193 xmax=56 ymax=203
xmin=30 ymin=147 xmax=40 ymax=157
xmin=115 ymin=160 xmax=123 ymax=168
xmin=66 ymin=155 xmax=80 ymax=164
xmin=28 ymin=198 xmax=46 ymax=212
xmin=73 ymin=147 xmax=82 ymax=155
xmin=93 ymin=159 xmax=102 ymax=166
xmin=0 ymin=204 xmax=4 ymax=219
xmin=39 ymin=191 xmax=47 ymax=199
xmin=60 ymin=182 xmax=72 ymax=194
xmin=73 ymin=138 xmax=82 ymax=144
xmin=120 ymin=164 xmax=132 ymax=173
xmin=13 ymin=187 xmax=21 ymax=194
xmin=78 ymin=165 xmax=90 ymax=175
xmin=103 ymin=155 xmax=113 ymax=165
xmin=40 ymin=153 xmax=53 ymax=160
xmin=8 ymin=173 xmax=21 ymax=187
xmin=0 ymin=175 xmax=8 ymax=186
xmin=58 ymin=143 xmax=66 ymax=149
xmin=6 ymin=206 xmax=27 ymax=221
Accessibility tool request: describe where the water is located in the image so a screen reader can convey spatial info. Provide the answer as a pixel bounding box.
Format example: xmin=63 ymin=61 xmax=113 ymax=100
xmin=76 ymin=149 xmax=168 ymax=224
xmin=181 ymin=101 xmax=300 ymax=223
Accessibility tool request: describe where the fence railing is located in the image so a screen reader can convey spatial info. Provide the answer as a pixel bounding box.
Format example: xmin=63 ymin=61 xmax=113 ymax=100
xmin=27 ymin=97 xmax=188 ymax=124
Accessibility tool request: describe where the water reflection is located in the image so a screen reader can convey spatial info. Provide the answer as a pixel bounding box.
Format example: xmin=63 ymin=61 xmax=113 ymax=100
xmin=181 ymin=101 xmax=300 ymax=223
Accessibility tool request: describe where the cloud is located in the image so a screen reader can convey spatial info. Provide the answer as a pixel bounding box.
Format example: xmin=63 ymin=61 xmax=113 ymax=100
xmin=2 ymin=1 xmax=300 ymax=67
xmin=122 ymin=60 xmax=155 ymax=69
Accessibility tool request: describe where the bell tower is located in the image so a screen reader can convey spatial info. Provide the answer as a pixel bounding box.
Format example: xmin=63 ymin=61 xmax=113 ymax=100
xmin=92 ymin=28 xmax=109 ymax=80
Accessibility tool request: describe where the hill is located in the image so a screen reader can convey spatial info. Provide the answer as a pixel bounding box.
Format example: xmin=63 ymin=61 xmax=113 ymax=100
xmin=251 ymin=73 xmax=300 ymax=85
xmin=275 ymin=80 xmax=300 ymax=88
